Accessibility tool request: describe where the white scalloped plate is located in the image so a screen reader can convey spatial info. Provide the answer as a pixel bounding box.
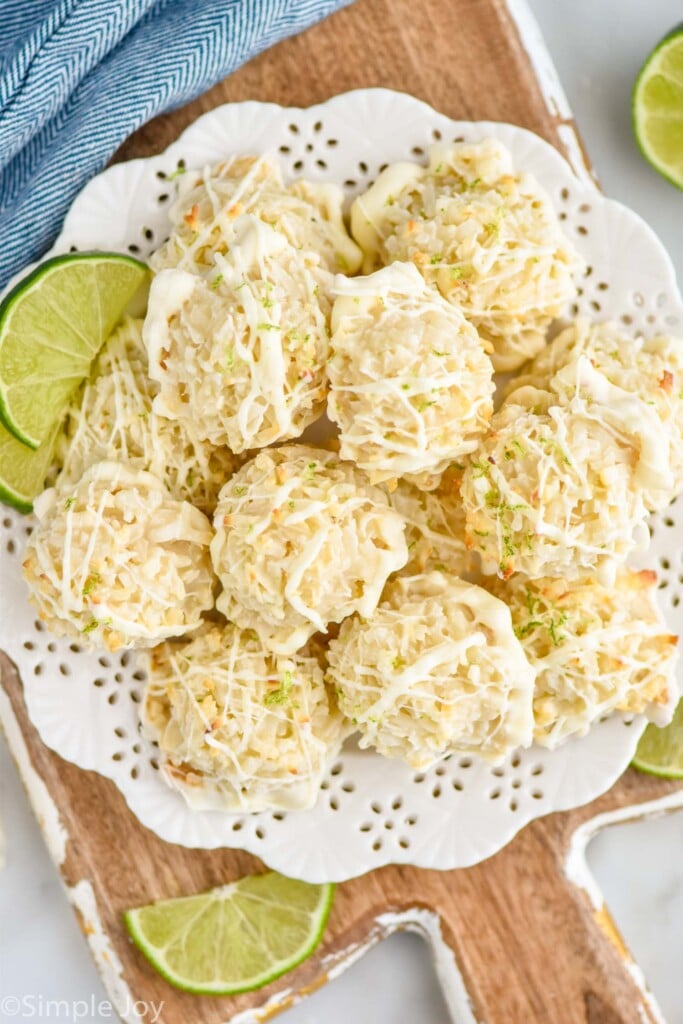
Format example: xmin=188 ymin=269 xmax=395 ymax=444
xmin=2 ymin=89 xmax=682 ymax=882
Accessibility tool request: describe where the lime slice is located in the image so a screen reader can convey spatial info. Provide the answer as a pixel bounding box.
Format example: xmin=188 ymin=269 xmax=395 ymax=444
xmin=0 ymin=421 xmax=58 ymax=513
xmin=633 ymin=26 xmax=683 ymax=189
xmin=124 ymin=872 xmax=334 ymax=995
xmin=632 ymin=698 xmax=683 ymax=778
xmin=0 ymin=253 xmax=149 ymax=449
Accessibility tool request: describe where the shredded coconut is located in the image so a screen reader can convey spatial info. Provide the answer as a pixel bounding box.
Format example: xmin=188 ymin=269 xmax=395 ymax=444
xmin=326 ymin=570 xmax=535 ymax=768
xmin=328 ymin=263 xmax=494 ymax=488
xmin=56 ymin=317 xmax=242 ymax=514
xmin=387 ymin=475 xmax=474 ymax=578
xmin=460 ymin=384 xmax=651 ymax=582
xmin=350 ymin=139 xmax=581 ymax=371
xmin=141 ymin=625 xmax=347 ymax=812
xmin=151 ymin=154 xmax=361 ymax=276
xmin=144 ymin=216 xmax=333 ymax=452
xmin=23 ymin=461 xmax=214 ymax=651
xmin=510 ymin=318 xmax=683 ymax=510
xmin=211 ymin=445 xmax=408 ymax=654
xmin=488 ymin=570 xmax=678 ymax=747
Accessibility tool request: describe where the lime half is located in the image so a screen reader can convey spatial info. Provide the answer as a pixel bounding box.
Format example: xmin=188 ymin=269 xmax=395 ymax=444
xmin=632 ymin=698 xmax=683 ymax=779
xmin=633 ymin=26 xmax=683 ymax=189
xmin=0 ymin=421 xmax=58 ymax=513
xmin=124 ymin=872 xmax=334 ymax=995
xmin=0 ymin=253 xmax=149 ymax=449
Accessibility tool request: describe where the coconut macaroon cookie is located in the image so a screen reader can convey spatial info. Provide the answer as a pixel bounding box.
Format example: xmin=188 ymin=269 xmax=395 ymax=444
xmin=56 ymin=317 xmax=243 ymax=515
xmin=489 ymin=571 xmax=678 ymax=748
xmin=150 ymin=154 xmax=362 ymax=276
xmin=326 ymin=571 xmax=535 ymax=769
xmin=144 ymin=216 xmax=332 ymax=453
xmin=387 ymin=476 xmax=474 ymax=578
xmin=211 ymin=445 xmax=408 ymax=655
xmin=350 ymin=139 xmax=580 ymax=371
xmin=328 ymin=263 xmax=494 ymax=489
xmin=23 ymin=461 xmax=215 ymax=651
xmin=460 ymin=384 xmax=653 ymax=582
xmin=141 ymin=625 xmax=347 ymax=812
xmin=510 ymin=318 xmax=683 ymax=510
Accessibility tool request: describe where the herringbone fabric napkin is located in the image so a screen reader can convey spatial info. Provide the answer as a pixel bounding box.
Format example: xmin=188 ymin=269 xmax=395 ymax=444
xmin=0 ymin=0 xmax=350 ymax=290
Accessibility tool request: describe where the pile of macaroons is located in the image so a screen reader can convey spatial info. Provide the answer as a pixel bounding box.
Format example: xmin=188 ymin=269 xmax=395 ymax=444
xmin=23 ymin=143 xmax=681 ymax=813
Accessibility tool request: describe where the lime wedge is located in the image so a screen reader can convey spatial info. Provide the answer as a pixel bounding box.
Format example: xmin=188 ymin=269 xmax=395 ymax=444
xmin=0 ymin=421 xmax=58 ymax=513
xmin=0 ymin=253 xmax=149 ymax=449
xmin=124 ymin=872 xmax=334 ymax=995
xmin=632 ymin=698 xmax=683 ymax=779
xmin=633 ymin=26 xmax=683 ymax=189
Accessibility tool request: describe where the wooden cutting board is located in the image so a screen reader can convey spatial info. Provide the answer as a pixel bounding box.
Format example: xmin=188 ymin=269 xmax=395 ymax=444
xmin=2 ymin=1 xmax=682 ymax=1021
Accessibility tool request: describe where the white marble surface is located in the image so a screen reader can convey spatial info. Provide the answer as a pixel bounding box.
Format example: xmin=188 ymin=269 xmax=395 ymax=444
xmin=2 ymin=1 xmax=683 ymax=1022
xmin=589 ymin=812 xmax=683 ymax=1024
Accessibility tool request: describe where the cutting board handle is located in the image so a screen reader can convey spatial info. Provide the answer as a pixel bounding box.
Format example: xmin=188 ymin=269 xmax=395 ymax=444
xmin=316 ymin=796 xmax=669 ymax=1024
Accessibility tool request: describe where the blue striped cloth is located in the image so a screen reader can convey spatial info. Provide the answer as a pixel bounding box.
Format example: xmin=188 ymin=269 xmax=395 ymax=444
xmin=0 ymin=0 xmax=351 ymax=291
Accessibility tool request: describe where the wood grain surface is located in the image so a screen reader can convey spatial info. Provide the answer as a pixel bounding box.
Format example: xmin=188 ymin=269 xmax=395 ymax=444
xmin=2 ymin=1 xmax=681 ymax=1022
